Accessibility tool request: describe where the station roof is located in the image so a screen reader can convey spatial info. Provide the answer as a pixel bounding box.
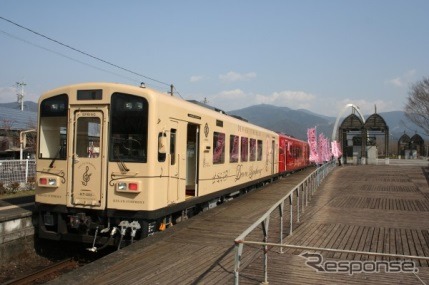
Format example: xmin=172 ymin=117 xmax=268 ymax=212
xmin=339 ymin=113 xmax=364 ymax=131
xmin=364 ymin=113 xmax=389 ymax=132
xmin=0 ymin=106 xmax=37 ymax=130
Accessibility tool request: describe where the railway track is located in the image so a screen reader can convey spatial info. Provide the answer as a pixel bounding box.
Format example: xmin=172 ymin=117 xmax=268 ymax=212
xmin=4 ymin=258 xmax=78 ymax=285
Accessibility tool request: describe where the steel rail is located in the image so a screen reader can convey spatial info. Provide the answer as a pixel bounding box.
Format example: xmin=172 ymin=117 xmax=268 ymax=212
xmin=4 ymin=258 xmax=77 ymax=285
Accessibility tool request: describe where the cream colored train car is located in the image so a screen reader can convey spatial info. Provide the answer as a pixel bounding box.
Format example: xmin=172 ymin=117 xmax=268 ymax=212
xmin=35 ymin=82 xmax=279 ymax=249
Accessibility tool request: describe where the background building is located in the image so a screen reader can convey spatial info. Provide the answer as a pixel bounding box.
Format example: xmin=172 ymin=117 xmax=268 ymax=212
xmin=0 ymin=105 xmax=37 ymax=159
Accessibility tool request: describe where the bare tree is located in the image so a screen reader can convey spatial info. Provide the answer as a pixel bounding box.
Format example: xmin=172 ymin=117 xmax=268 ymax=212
xmin=0 ymin=119 xmax=16 ymax=150
xmin=405 ymin=77 xmax=429 ymax=135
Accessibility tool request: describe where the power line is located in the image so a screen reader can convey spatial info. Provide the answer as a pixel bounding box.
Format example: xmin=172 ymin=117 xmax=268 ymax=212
xmin=0 ymin=15 xmax=172 ymax=88
xmin=0 ymin=29 xmax=141 ymax=83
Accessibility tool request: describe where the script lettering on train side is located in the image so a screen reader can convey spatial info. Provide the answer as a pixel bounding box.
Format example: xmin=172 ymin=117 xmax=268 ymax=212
xmin=81 ymin=112 xmax=97 ymax=117
xmin=212 ymin=170 xmax=229 ymax=184
xmin=113 ymin=199 xmax=144 ymax=204
xmin=37 ymin=193 xmax=62 ymax=199
xmin=248 ymin=166 xmax=263 ymax=179
xmin=237 ymin=125 xmax=262 ymax=136
xmin=235 ymin=164 xmax=246 ymax=181
xmin=235 ymin=164 xmax=263 ymax=182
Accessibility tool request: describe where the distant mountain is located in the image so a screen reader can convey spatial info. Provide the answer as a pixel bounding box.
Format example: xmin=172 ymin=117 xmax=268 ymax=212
xmin=377 ymin=111 xmax=426 ymax=138
xmin=296 ymin=108 xmax=336 ymax=122
xmin=0 ymin=101 xmax=38 ymax=112
xmin=228 ymin=104 xmax=334 ymax=140
xmin=228 ymin=104 xmax=427 ymax=141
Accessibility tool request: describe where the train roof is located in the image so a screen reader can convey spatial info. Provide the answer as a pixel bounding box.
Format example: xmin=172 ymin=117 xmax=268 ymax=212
xmin=187 ymin=100 xmax=248 ymax=122
xmin=40 ymin=82 xmax=276 ymax=134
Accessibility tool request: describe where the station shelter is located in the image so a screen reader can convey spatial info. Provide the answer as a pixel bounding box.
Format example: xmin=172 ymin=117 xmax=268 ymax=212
xmin=338 ymin=110 xmax=389 ymax=164
xmin=397 ymin=133 xmax=425 ymax=159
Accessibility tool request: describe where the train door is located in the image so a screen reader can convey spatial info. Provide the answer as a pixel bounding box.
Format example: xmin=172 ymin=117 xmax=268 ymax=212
xmin=167 ymin=120 xmax=179 ymax=203
xmin=70 ymin=109 xmax=107 ymax=208
xmin=272 ymin=139 xmax=276 ymax=174
xmin=186 ymin=124 xmax=199 ymax=198
xmin=279 ymin=138 xmax=287 ymax=173
xmin=284 ymin=140 xmax=288 ymax=172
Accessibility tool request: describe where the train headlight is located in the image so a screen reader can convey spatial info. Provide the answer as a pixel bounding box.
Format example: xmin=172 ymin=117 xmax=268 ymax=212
xmin=115 ymin=181 xmax=141 ymax=193
xmin=38 ymin=176 xmax=59 ymax=188
xmin=117 ymin=182 xmax=127 ymax=191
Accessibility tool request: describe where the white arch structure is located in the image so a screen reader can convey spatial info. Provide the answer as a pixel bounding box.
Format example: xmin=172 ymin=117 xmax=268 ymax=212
xmin=331 ymin=104 xmax=366 ymax=141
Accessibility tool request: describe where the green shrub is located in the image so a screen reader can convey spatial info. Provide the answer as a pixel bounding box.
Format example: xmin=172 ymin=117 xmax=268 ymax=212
xmin=7 ymin=181 xmax=21 ymax=194
xmin=0 ymin=181 xmax=6 ymax=195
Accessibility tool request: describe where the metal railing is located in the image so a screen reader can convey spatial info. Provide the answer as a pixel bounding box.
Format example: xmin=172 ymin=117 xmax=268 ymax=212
xmin=233 ymin=161 xmax=336 ymax=285
xmin=0 ymin=159 xmax=36 ymax=185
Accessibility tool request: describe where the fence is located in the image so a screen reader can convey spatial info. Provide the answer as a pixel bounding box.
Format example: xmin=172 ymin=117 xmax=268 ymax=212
xmin=233 ymin=161 xmax=336 ymax=285
xmin=0 ymin=159 xmax=36 ymax=186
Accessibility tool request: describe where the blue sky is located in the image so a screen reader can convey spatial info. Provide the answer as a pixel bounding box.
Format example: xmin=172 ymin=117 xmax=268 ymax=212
xmin=1 ymin=1 xmax=428 ymax=116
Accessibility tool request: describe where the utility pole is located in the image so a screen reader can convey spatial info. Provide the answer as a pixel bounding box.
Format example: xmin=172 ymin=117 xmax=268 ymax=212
xmin=16 ymin=81 xmax=26 ymax=111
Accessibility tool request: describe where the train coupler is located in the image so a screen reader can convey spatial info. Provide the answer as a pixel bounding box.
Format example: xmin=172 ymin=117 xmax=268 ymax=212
xmin=69 ymin=213 xmax=92 ymax=230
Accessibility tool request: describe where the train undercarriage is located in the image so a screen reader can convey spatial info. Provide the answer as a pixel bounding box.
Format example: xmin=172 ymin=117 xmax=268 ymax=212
xmin=35 ymin=179 xmax=273 ymax=252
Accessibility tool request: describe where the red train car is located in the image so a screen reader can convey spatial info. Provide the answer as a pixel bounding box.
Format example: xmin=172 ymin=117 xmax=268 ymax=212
xmin=278 ymin=133 xmax=310 ymax=174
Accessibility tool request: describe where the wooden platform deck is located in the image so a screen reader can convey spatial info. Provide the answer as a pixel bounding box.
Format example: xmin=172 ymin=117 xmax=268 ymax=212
xmin=50 ymin=164 xmax=429 ymax=285
xmin=240 ymin=164 xmax=429 ymax=284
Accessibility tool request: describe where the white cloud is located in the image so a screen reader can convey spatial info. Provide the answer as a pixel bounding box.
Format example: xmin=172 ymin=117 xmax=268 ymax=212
xmin=0 ymin=87 xmax=16 ymax=103
xmin=209 ymin=89 xmax=318 ymax=113
xmin=216 ymin=89 xmax=247 ymax=99
xmin=255 ymin=90 xmax=315 ymax=109
xmin=219 ymin=71 xmax=256 ymax=83
xmin=207 ymin=89 xmax=251 ymax=111
xmin=0 ymin=85 xmax=40 ymax=103
xmin=386 ymin=69 xmax=416 ymax=88
xmin=190 ymin=75 xmax=205 ymax=83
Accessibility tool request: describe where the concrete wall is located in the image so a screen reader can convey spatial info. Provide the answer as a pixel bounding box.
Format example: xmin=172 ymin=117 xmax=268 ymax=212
xmin=0 ymin=213 xmax=35 ymax=264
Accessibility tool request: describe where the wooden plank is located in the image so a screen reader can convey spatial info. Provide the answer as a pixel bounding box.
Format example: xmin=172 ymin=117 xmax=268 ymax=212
xmin=347 ymin=225 xmax=364 ymax=260
xmin=388 ymin=228 xmax=396 ymax=262
xmin=411 ymin=229 xmax=427 ymax=267
xmin=369 ymin=227 xmax=380 ymax=261
xmin=418 ymin=229 xmax=429 ymax=267
xmin=339 ymin=225 xmax=358 ymax=259
xmin=376 ymin=227 xmax=385 ymax=261
xmin=325 ymin=223 xmax=348 ymax=259
xmin=405 ymin=228 xmax=418 ymax=261
xmin=362 ymin=226 xmax=375 ymax=261
xmin=293 ymin=223 xmax=327 ymax=255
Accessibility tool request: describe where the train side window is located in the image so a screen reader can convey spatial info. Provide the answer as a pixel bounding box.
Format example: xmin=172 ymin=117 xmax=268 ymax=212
xmin=158 ymin=132 xmax=166 ymax=162
xmin=110 ymin=93 xmax=148 ymax=163
xmin=241 ymin=137 xmax=248 ymax=162
xmin=39 ymin=94 xmax=68 ymax=159
xmin=249 ymin=138 xmax=256 ymax=161
xmin=76 ymin=117 xmax=100 ymax=158
xmin=170 ymin=129 xmax=176 ymax=165
xmin=213 ymin=132 xmax=225 ymax=164
xmin=257 ymin=140 xmax=263 ymax=161
xmin=229 ymin=135 xmax=239 ymax=163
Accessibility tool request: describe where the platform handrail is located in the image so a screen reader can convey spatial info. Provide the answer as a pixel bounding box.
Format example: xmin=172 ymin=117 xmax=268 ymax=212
xmin=233 ymin=160 xmax=336 ymax=285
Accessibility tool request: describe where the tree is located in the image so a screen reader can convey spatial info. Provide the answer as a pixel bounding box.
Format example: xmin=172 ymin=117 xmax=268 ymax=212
xmin=404 ymin=77 xmax=429 ymax=135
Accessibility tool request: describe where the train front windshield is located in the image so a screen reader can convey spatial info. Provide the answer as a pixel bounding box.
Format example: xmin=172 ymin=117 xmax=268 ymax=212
xmin=109 ymin=93 xmax=148 ymax=163
xmin=39 ymin=94 xmax=68 ymax=160
xmin=38 ymin=92 xmax=148 ymax=164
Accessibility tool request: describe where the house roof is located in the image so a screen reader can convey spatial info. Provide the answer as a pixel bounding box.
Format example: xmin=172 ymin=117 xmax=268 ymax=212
xmin=0 ymin=106 xmax=37 ymax=130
